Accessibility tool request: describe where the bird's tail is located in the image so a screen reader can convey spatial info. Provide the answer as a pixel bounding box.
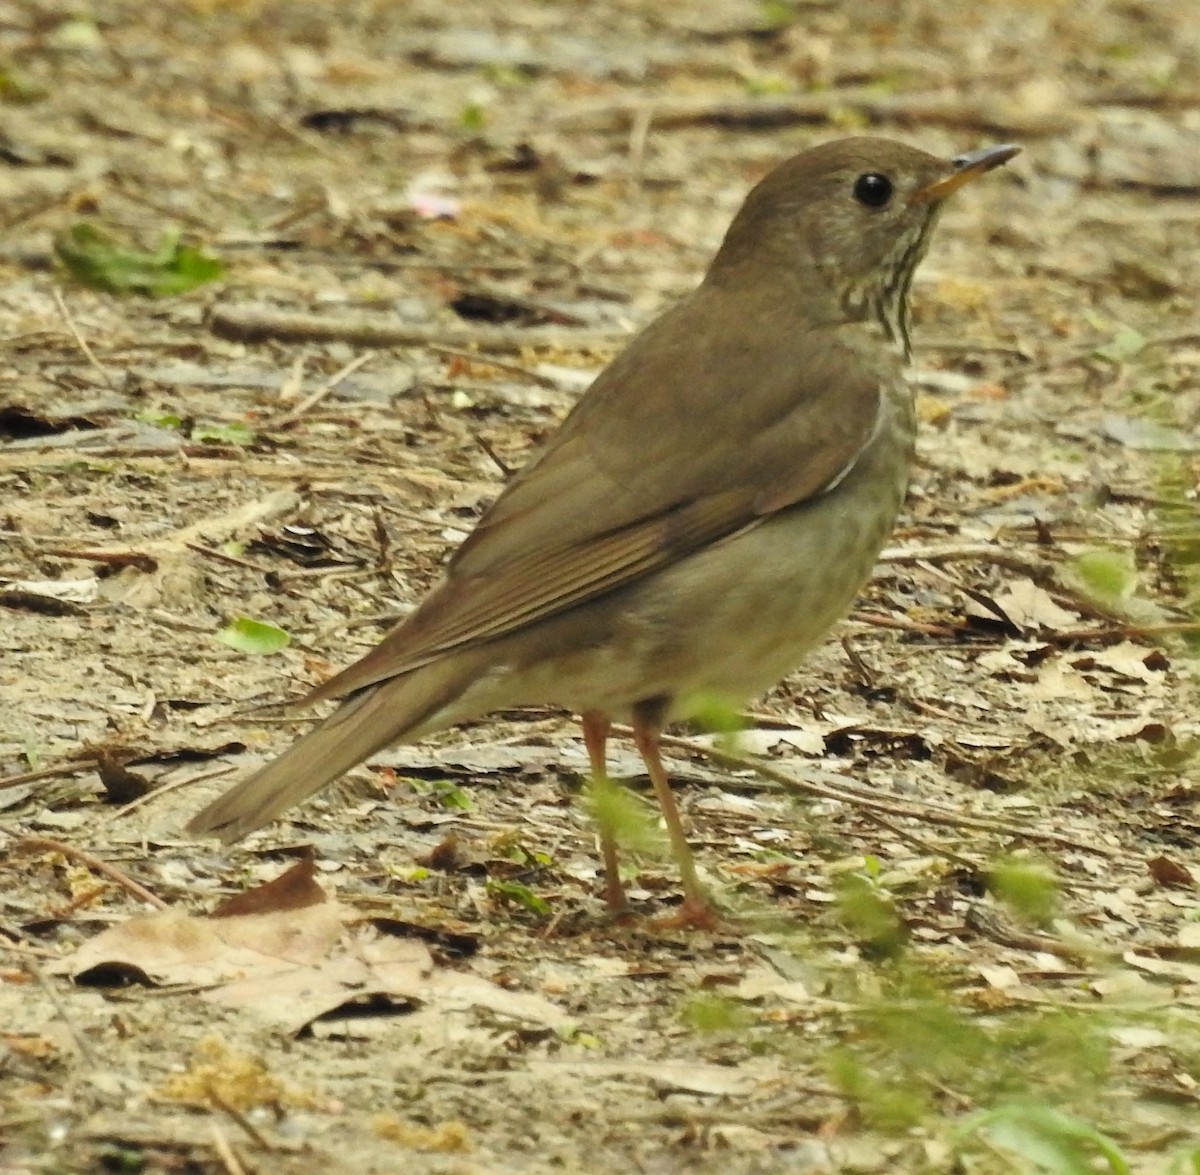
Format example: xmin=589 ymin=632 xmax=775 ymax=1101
xmin=186 ymin=650 xmax=485 ymax=843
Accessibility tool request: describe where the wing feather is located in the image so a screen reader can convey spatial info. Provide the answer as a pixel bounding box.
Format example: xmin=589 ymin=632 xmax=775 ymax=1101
xmin=305 ymin=280 xmax=893 ymax=705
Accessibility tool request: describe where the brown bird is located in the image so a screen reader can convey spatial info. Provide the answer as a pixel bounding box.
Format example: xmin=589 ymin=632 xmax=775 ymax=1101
xmin=188 ymin=137 xmax=1019 ymax=926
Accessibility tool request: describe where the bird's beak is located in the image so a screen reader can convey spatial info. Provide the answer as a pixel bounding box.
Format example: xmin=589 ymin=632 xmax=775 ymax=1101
xmin=910 ymin=143 xmax=1021 ymax=205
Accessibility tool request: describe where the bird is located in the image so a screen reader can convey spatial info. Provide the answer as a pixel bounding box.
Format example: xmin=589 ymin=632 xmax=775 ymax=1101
xmin=188 ymin=137 xmax=1020 ymax=928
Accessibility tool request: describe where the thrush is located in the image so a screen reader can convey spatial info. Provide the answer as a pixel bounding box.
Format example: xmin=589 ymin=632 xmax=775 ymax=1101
xmin=188 ymin=137 xmax=1020 ymax=926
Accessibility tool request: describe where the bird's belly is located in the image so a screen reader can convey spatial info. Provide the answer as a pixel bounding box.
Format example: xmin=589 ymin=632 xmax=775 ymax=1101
xmin=642 ymin=471 xmax=904 ymax=711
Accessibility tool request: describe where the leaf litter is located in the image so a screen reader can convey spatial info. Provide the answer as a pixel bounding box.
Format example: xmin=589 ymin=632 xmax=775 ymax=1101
xmin=2 ymin=0 xmax=1200 ymax=1172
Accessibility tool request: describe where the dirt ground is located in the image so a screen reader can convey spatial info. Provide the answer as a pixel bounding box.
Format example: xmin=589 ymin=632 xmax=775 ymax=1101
xmin=2 ymin=1 xmax=1200 ymax=1172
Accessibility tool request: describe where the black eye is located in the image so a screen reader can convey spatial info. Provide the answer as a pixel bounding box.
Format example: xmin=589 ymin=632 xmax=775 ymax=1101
xmin=853 ymin=173 xmax=893 ymax=207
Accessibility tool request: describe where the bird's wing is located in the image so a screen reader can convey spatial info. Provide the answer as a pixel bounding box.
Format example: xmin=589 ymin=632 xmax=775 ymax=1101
xmin=304 ymin=282 xmax=892 ymax=704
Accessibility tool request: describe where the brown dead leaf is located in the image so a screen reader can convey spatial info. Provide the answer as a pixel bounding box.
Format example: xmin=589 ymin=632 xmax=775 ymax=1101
xmin=1146 ymin=855 xmax=1196 ymax=890
xmin=62 ymin=903 xmax=347 ymax=987
xmin=213 ymin=856 xmax=327 ymax=916
xmin=203 ymin=931 xmax=437 ymax=1032
xmin=95 ymin=751 xmax=152 ymax=803
xmin=55 ymin=897 xmax=566 ymax=1034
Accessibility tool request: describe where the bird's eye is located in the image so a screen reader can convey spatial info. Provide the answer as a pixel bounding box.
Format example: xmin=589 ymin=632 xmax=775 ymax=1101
xmin=853 ymin=173 xmax=893 ymax=207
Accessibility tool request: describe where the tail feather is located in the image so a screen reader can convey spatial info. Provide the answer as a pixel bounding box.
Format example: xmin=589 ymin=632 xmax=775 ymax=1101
xmin=186 ymin=653 xmax=482 ymax=843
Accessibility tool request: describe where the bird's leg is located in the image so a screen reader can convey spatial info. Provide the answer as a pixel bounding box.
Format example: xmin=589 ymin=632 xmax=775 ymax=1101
xmin=581 ymin=709 xmax=629 ymax=915
xmin=630 ymin=698 xmax=719 ymax=929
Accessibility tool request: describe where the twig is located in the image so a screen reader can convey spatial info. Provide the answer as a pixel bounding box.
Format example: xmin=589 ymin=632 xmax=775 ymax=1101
xmin=210 ymin=303 xmax=623 ymax=352
xmin=52 ymin=287 xmax=115 ymax=390
xmin=0 ymin=449 xmax=460 ymax=491
xmin=996 ymin=330 xmax=1200 ymax=386
xmin=35 ymin=546 xmax=157 ymax=572
xmin=917 ymin=338 xmax=1033 ymax=359
xmin=546 ymin=87 xmax=1071 ymax=137
xmin=878 ymin=542 xmax=1165 ymax=634
xmin=1048 ymin=620 xmax=1200 ymax=642
xmin=140 ymin=607 xmax=223 ymax=635
xmin=850 ymin=611 xmax=963 ymax=639
xmin=426 ymin=343 xmax=560 ymax=389
xmin=21 ymin=949 xmax=101 ymax=1065
xmin=640 ymin=731 xmax=1127 ymax=860
xmin=99 ymin=764 xmax=238 ymax=824
xmin=626 ymin=103 xmax=653 ymax=182
xmin=209 ymin=1122 xmax=248 ymax=1175
xmin=859 ymin=810 xmax=982 ymax=871
xmin=0 ymin=759 xmax=100 ymax=792
xmin=878 ymin=543 xmax=1056 ymax=578
xmin=34 ymin=491 xmax=302 ymax=575
xmin=204 ymin=1083 xmax=276 ymax=1151
xmin=0 ymin=928 xmax=60 ymax=959
xmin=271 ymin=350 xmax=376 ymax=428
xmin=476 ymin=434 xmax=515 ymax=478
xmin=965 ymin=903 xmax=1092 ymax=964
xmin=183 ymin=541 xmax=272 ymax=574
xmin=16 ymin=836 xmax=168 ymax=908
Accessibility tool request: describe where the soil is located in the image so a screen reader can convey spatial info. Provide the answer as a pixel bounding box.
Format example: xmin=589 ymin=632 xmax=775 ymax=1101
xmin=2 ymin=1 xmax=1199 ymax=1172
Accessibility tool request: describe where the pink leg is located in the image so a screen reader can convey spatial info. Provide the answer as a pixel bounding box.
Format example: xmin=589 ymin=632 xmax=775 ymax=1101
xmin=630 ymin=700 xmax=719 ymax=930
xmin=581 ymin=710 xmax=629 ymax=915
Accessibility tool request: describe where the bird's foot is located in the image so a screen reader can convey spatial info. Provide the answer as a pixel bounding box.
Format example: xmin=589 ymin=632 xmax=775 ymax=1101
xmin=602 ymin=872 xmax=637 ymax=922
xmin=651 ymin=895 xmax=727 ymax=932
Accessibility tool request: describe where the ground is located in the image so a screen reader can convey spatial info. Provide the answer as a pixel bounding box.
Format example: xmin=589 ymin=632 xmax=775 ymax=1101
xmin=2 ymin=1 xmax=1200 ymax=1172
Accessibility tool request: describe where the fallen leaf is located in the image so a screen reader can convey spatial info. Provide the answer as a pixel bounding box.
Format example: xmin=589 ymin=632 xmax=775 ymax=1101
xmin=1146 ymin=855 xmax=1196 ymax=890
xmin=214 ymin=857 xmax=328 ymax=916
xmin=991 ymin=579 xmax=1080 ymax=634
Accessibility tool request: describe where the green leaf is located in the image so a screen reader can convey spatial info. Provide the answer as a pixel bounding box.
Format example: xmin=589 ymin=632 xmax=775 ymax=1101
xmin=486 ymin=879 xmax=551 ymax=916
xmin=191 ymin=421 xmax=256 ymax=447
xmin=459 ymin=102 xmax=486 ymax=131
xmin=135 ymin=410 xmax=184 ymax=430
xmin=54 ymin=223 xmax=224 ymax=297
xmin=681 ymin=995 xmax=751 ymax=1033
xmin=1167 ymin=1147 xmax=1200 ymax=1175
xmin=407 ymin=777 xmax=473 ymax=810
xmin=1093 ymin=327 xmax=1145 ymax=363
xmin=964 ymin=1105 xmax=1130 ymax=1174
xmin=495 ymin=837 xmax=552 ymax=867
xmin=835 ymin=872 xmax=908 ymax=959
xmin=686 ymin=690 xmax=746 ymax=738
xmin=48 ymin=18 xmax=104 ymax=51
xmin=760 ymin=0 xmax=795 ymax=28
xmin=559 ymin=1027 xmax=601 ymax=1049
xmin=584 ymin=776 xmax=664 ymax=857
xmin=96 ymin=1144 xmax=146 ymax=1174
xmin=435 ymin=780 xmax=473 ymax=810
xmin=483 ymin=64 xmax=532 ymax=87
xmin=827 ymin=1049 xmax=927 ymax=1129
xmin=989 ymin=858 xmax=1059 ymax=927
xmin=386 ymin=864 xmax=430 ymax=883
xmin=742 ymin=74 xmax=791 ymax=96
xmin=0 ymin=68 xmax=48 ymax=104
xmin=213 ymin=617 xmax=291 ymax=655
xmin=1073 ymin=548 xmax=1137 ymax=604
